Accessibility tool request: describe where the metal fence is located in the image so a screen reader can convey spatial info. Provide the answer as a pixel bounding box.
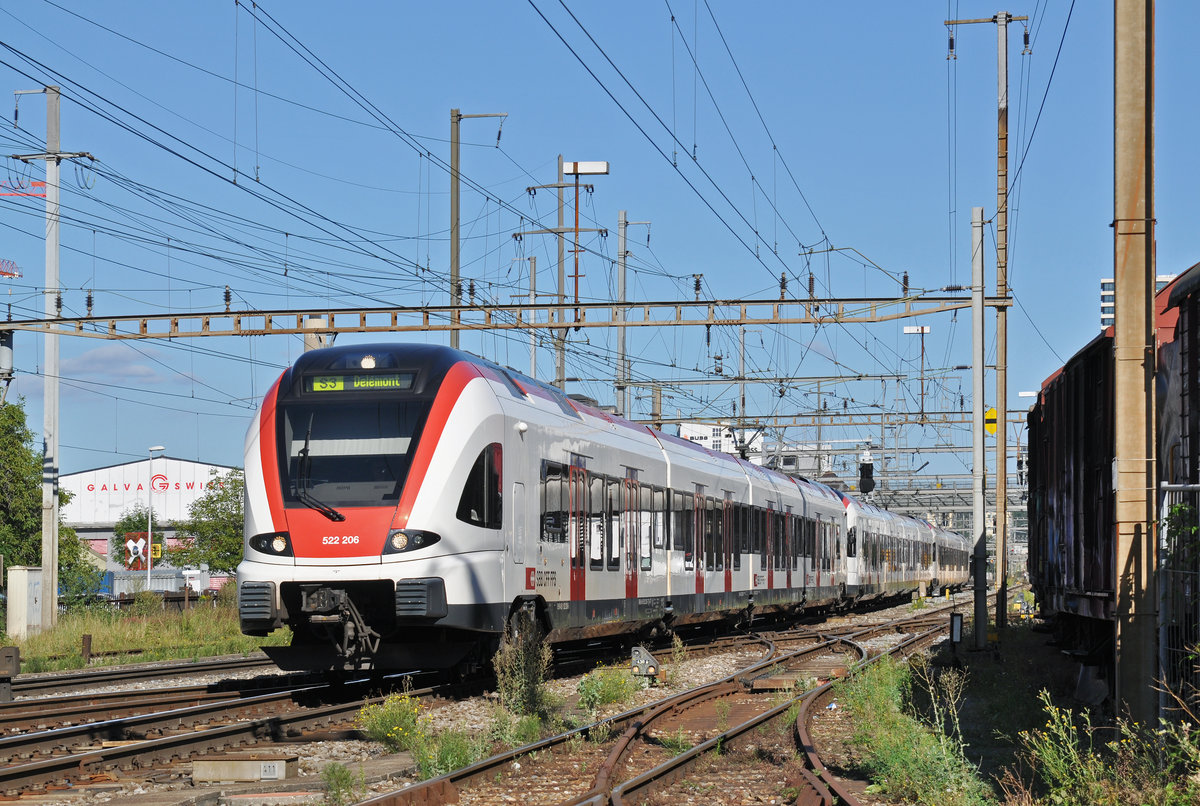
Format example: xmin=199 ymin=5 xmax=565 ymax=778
xmin=1160 ymin=483 xmax=1200 ymax=720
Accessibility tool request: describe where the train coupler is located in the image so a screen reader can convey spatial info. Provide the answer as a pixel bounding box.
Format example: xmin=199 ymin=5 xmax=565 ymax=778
xmin=299 ymin=585 xmax=382 ymax=667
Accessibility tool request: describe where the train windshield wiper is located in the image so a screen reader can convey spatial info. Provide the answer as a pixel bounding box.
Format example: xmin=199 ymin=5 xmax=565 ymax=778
xmin=295 ymin=416 xmax=346 ymax=522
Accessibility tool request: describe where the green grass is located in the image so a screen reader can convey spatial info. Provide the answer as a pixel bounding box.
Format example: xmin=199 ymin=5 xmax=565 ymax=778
xmin=1001 ymin=690 xmax=1200 ymax=805
xmin=835 ymin=655 xmax=995 ymax=806
xmin=577 ymin=664 xmax=641 ymax=713
xmin=12 ymin=596 xmax=289 ymax=672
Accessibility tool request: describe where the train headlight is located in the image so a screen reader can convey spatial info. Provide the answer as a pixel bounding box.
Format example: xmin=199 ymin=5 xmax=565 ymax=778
xmin=383 ymin=529 xmax=441 ymax=555
xmin=249 ymin=531 xmax=293 ymax=556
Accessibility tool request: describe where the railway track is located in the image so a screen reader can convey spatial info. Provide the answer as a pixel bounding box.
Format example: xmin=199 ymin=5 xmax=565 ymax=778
xmin=0 ymin=669 xmax=454 ymax=797
xmin=10 ymin=653 xmax=278 ymax=697
xmin=352 ymin=605 xmax=963 ymax=806
xmin=0 ymin=590 xmax=1001 ymax=803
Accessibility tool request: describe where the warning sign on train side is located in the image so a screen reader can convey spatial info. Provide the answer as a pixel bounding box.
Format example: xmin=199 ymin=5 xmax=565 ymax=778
xmin=985 ymin=407 xmax=997 ymax=435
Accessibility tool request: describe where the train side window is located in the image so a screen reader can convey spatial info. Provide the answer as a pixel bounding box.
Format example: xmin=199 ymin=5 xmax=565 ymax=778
xmin=847 ymin=525 xmax=857 ymax=558
xmin=791 ymin=514 xmax=799 ymax=571
xmin=682 ymin=492 xmax=695 ymax=571
xmin=775 ymin=510 xmax=785 ymax=572
xmin=732 ymin=503 xmax=742 ymax=572
xmin=589 ymin=475 xmax=605 ymax=571
xmin=639 ymin=483 xmax=654 ymax=571
xmin=701 ymin=498 xmax=711 ymax=572
xmin=652 ymin=487 xmax=666 ymax=551
xmin=712 ymin=498 xmax=724 ymax=572
xmin=607 ymin=479 xmax=621 ymax=571
xmin=757 ymin=507 xmax=767 ymax=571
xmin=456 ymin=443 xmax=502 ymax=529
xmin=540 ymin=462 xmax=566 ymax=543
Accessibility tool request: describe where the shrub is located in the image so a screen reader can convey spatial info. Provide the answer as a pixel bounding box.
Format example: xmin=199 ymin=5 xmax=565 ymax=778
xmin=129 ymin=590 xmax=162 ymax=618
xmin=415 ymin=729 xmax=487 ymax=780
xmin=493 ymin=610 xmax=552 ymax=716
xmin=1008 ymin=690 xmax=1200 ymax=805
xmin=489 ymin=709 xmax=543 ymax=749
xmin=321 ymin=762 xmax=364 ymax=806
xmin=357 ymin=689 xmax=423 ymax=753
xmin=578 ymin=665 xmax=639 ymax=713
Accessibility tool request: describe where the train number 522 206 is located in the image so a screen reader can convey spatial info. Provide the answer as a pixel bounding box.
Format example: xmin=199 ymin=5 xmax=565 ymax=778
xmin=322 ymin=535 xmax=360 ymax=544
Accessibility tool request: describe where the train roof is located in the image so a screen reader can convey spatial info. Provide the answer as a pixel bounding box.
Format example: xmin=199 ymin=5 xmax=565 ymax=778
xmin=289 ymin=343 xmax=857 ymax=505
xmin=1166 ymin=260 xmax=1200 ymax=310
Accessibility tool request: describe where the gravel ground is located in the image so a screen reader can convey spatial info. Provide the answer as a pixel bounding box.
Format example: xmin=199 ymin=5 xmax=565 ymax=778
xmin=20 ymin=595 xmax=973 ymax=806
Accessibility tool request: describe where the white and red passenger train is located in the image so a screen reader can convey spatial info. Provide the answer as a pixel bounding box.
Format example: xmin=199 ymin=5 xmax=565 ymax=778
xmin=237 ymin=344 xmax=970 ymax=670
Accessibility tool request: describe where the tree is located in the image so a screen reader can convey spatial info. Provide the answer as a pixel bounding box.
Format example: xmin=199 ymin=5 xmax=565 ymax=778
xmin=0 ymin=400 xmax=42 ymax=567
xmin=169 ymin=468 xmax=244 ymax=574
xmin=0 ymin=398 xmax=102 ymax=600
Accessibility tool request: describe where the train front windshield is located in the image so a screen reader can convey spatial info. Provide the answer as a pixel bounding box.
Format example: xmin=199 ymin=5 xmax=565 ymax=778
xmin=278 ymin=400 xmax=431 ymax=508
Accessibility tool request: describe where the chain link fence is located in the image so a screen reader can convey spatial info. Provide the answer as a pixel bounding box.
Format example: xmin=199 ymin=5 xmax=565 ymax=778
xmin=1160 ymin=484 xmax=1200 ymax=720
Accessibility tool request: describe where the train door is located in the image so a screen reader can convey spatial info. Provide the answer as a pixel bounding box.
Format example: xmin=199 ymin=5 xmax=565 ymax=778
xmin=784 ymin=506 xmax=793 ymax=590
xmin=723 ymin=496 xmax=733 ymax=593
xmin=811 ymin=515 xmax=819 ymax=589
xmin=766 ymin=503 xmax=775 ymax=590
xmin=623 ymin=476 xmax=639 ymax=601
xmin=694 ymin=489 xmax=705 ymax=596
xmin=568 ymin=464 xmax=587 ymax=602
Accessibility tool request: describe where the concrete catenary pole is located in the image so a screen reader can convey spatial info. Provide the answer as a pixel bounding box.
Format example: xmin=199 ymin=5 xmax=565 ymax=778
xmin=994 ymin=12 xmax=1012 ymax=630
xmin=945 ymin=10 xmax=1028 ymax=632
xmin=617 ymin=210 xmax=627 ymax=416
xmin=12 ymin=85 xmax=92 ymax=630
xmin=528 ymin=256 xmax=536 ymax=377
xmin=972 ymin=206 xmax=989 ymax=650
xmin=1112 ymin=0 xmax=1157 ymax=726
xmin=450 ymin=109 xmax=460 ymax=350
xmin=556 ymin=156 xmax=566 ymax=388
xmin=41 ymin=86 xmax=60 ymax=630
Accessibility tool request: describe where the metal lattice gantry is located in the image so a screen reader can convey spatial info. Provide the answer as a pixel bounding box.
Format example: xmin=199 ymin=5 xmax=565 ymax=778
xmin=0 ymin=294 xmax=1010 ymax=340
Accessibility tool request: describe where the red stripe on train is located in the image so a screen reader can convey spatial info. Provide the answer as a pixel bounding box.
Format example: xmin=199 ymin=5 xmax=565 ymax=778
xmin=259 ymin=374 xmax=285 ymax=530
xmin=391 ymin=361 xmax=484 ymax=530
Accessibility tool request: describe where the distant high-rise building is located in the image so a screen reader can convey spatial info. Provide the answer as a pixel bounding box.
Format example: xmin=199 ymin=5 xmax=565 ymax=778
xmin=1100 ymin=275 xmax=1177 ymax=328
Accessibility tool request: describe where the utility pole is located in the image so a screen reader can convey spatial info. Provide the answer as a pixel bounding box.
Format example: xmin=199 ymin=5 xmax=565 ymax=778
xmin=1112 ymin=0 xmax=1156 ymax=726
xmin=11 ymin=86 xmax=92 ymax=631
xmin=616 ymin=211 xmax=649 ymax=416
xmin=904 ymin=325 xmax=932 ymax=420
xmin=563 ymin=161 xmax=609 ymax=327
xmin=971 ymin=206 xmax=988 ymax=650
xmin=527 ymin=256 xmax=536 ymax=377
xmin=739 ymin=326 xmax=747 ymax=454
xmin=514 ymin=156 xmax=606 ymax=388
xmin=945 ymin=8 xmax=1027 ymax=632
xmin=449 ymin=108 xmax=505 ymax=350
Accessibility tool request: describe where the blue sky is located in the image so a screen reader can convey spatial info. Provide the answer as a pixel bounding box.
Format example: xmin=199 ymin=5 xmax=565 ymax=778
xmin=0 ymin=1 xmax=1193 ymax=483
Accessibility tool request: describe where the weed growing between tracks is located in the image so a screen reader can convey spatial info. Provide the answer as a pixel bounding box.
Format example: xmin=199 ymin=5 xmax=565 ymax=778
xmin=321 ymin=761 xmax=367 ymax=806
xmin=578 ymin=663 xmax=642 ymax=713
xmin=13 ymin=589 xmax=290 ymax=671
xmin=835 ymin=655 xmax=994 ymax=805
xmin=493 ymin=610 xmax=554 ymax=716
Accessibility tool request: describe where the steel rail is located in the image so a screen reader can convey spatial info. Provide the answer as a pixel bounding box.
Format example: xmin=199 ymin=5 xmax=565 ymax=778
xmin=11 ymin=654 xmax=276 ymax=697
